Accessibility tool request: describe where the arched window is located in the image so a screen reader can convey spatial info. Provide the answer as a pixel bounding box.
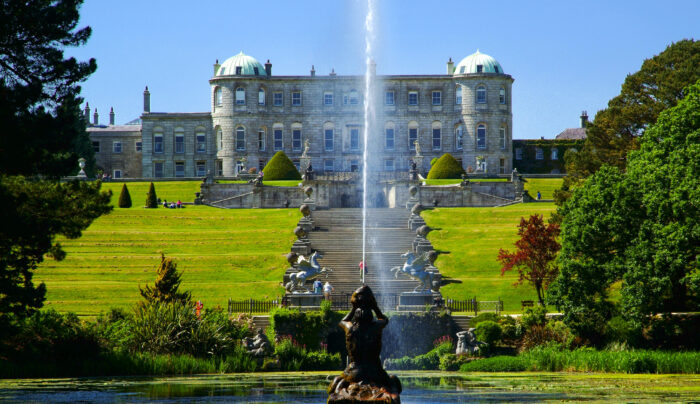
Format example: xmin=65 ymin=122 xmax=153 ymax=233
xmin=273 ymin=123 xmax=283 ymax=151
xmin=235 ymin=87 xmax=245 ymax=105
xmin=216 ymin=127 xmax=222 ymax=151
xmin=476 ymin=85 xmax=487 ymax=104
xmin=432 ymin=121 xmax=442 ymax=150
xmin=153 ymin=127 xmax=164 ymax=153
xmin=258 ymin=88 xmax=265 ymax=105
xmin=455 ymin=85 xmax=462 ymax=105
xmin=292 ymin=123 xmax=302 ymax=151
xmin=236 ymin=126 xmax=245 ymax=151
xmin=385 ymin=122 xmax=395 ymax=150
xmin=477 ymin=124 xmax=486 ymax=149
xmin=455 ymin=124 xmax=464 ymax=150
xmin=408 ymin=121 xmax=419 ymax=150
xmin=499 ymin=87 xmax=506 ymax=104
xmin=196 ymin=128 xmax=206 ymax=153
xmin=174 ymin=127 xmax=185 ymax=154
xmin=214 ymin=87 xmax=223 ymax=106
xmin=500 ymin=126 xmax=507 ymax=149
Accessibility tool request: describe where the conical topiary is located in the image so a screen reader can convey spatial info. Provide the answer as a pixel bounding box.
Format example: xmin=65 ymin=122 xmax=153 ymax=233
xmin=145 ymin=182 xmax=158 ymax=208
xmin=427 ymin=153 xmax=466 ymax=179
xmin=139 ymin=254 xmax=191 ymax=304
xmin=262 ymin=151 xmax=302 ymax=180
xmin=118 ymin=183 xmax=132 ymax=208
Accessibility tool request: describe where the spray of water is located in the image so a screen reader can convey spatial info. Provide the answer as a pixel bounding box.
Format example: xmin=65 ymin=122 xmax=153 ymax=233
xmin=361 ymin=0 xmax=376 ymax=285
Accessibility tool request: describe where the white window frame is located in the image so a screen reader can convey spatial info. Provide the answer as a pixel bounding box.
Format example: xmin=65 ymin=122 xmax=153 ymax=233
xmin=135 ymin=141 xmax=142 ymax=152
xmin=385 ymin=127 xmax=395 ymax=150
xmin=235 ymin=87 xmax=245 ymax=105
xmin=273 ymin=128 xmax=283 ymax=151
xmin=499 ymin=87 xmax=506 ymax=104
xmin=408 ymin=91 xmax=418 ymax=106
xmin=175 ymin=133 xmax=184 ymax=154
xmin=196 ymin=132 xmax=206 ymax=153
xmin=536 ymin=148 xmax=544 ymax=160
xmin=500 ymin=127 xmax=507 ymax=150
xmin=455 ymin=86 xmax=462 ymax=105
xmin=216 ymin=127 xmax=223 ymax=151
xmin=409 ymin=127 xmax=418 ymax=150
xmin=175 ymin=161 xmax=185 ymax=178
xmin=477 ymin=124 xmax=486 ymax=149
xmin=112 ymin=141 xmax=122 ymax=153
xmin=258 ymin=88 xmax=265 ymax=105
xmin=551 ymin=149 xmax=559 ymax=160
xmin=292 ymin=128 xmax=302 ymax=151
xmin=432 ymin=127 xmax=441 ymax=150
xmin=154 ymin=133 xmax=164 ymax=153
xmin=258 ymin=130 xmax=266 ymax=151
xmin=432 ymin=91 xmax=442 ymax=105
xmin=350 ymin=127 xmax=360 ymax=151
xmin=273 ymin=92 xmax=283 ymax=106
xmin=196 ymin=161 xmax=206 ymax=177
xmin=476 ymin=85 xmax=487 ymax=104
xmin=113 ymin=169 xmax=122 ymax=179
xmin=324 ymin=92 xmax=333 ymax=106
xmin=215 ymin=87 xmax=223 ymax=106
xmin=236 ymin=127 xmax=245 ymax=151
xmin=324 ymin=129 xmax=334 ymax=151
xmin=385 ymin=91 xmax=395 ymax=105
xmin=291 ymin=91 xmax=302 ymax=106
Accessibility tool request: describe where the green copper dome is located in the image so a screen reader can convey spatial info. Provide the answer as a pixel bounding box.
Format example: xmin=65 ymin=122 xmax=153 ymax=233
xmin=216 ymin=51 xmax=266 ymax=76
xmin=454 ymin=50 xmax=503 ymax=75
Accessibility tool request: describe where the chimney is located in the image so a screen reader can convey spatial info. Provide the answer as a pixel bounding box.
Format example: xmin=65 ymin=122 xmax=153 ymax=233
xmin=310 ymin=65 xmax=316 ymax=77
xmin=264 ymin=59 xmax=272 ymax=77
xmin=329 ymin=68 xmax=336 ymax=77
xmin=109 ymin=107 xmax=115 ymax=125
xmin=447 ymin=57 xmax=454 ymax=75
xmin=580 ymin=110 xmax=588 ymax=128
xmin=143 ymin=86 xmax=150 ymax=113
xmin=93 ymin=108 xmax=99 ymax=125
xmin=213 ymin=59 xmax=220 ymax=76
xmin=369 ymin=59 xmax=376 ymax=75
xmin=84 ymin=102 xmax=90 ymax=121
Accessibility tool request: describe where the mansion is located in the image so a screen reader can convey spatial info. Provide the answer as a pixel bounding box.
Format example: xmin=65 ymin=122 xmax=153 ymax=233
xmin=87 ymin=50 xmax=514 ymax=179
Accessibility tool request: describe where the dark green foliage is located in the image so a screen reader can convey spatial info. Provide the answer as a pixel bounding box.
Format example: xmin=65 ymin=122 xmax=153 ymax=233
xmin=118 ymin=183 xmax=132 ymax=208
xmin=471 ymin=312 xmax=501 ymax=326
xmin=384 ymin=341 xmax=454 ymax=371
xmin=139 ymin=255 xmax=191 ymax=304
xmin=520 ymin=322 xmax=575 ymax=351
xmin=427 ymin=153 xmax=465 ymax=179
xmin=521 ymin=306 xmax=548 ymax=329
xmin=145 ymin=182 xmax=158 ymax=208
xmin=273 ymin=335 xmax=342 ymax=371
xmin=512 ymin=139 xmax=584 ymax=174
xmin=460 ymin=355 xmax=530 ymax=372
xmin=0 ymin=178 xmax=112 ymax=323
xmin=474 ymin=321 xmax=502 ymax=346
xmin=381 ymin=311 xmax=454 ymax=359
xmin=439 ymin=353 xmax=472 ymax=371
xmin=262 ymin=151 xmax=301 ymax=180
xmin=270 ymin=307 xmax=344 ymax=351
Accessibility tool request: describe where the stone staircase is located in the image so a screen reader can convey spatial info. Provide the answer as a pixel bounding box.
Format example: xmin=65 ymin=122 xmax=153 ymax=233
xmin=307 ymin=208 xmax=427 ymax=296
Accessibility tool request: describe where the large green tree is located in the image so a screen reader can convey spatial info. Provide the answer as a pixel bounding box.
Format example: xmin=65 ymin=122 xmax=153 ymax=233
xmin=0 ymin=0 xmax=111 ymax=324
xmin=549 ymin=81 xmax=700 ymax=341
xmin=556 ymin=39 xmax=700 ymax=204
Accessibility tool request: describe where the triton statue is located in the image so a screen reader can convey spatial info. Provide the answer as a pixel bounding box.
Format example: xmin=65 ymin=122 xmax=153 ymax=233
xmin=285 ymin=251 xmax=332 ymax=293
xmin=389 ymin=250 xmax=448 ymax=293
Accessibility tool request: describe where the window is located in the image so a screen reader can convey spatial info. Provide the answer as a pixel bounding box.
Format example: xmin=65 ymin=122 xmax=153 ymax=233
xmin=408 ymin=91 xmax=418 ymax=105
xmin=291 ymin=91 xmax=301 ymax=106
xmin=499 ymin=87 xmax=506 ymax=104
xmin=292 ymin=127 xmax=302 ymax=151
xmin=432 ymin=127 xmax=441 ymax=150
xmin=477 ymin=124 xmax=486 ymax=149
xmin=349 ymin=90 xmax=359 ymax=105
xmin=113 ymin=169 xmax=122 ymax=179
xmin=350 ymin=127 xmax=359 ymax=151
xmin=385 ymin=91 xmax=395 ymax=105
xmin=215 ymin=87 xmax=223 ymax=106
xmin=253 ymin=67 xmax=259 ymax=75
xmin=408 ymin=123 xmax=418 ymax=150
xmin=476 ymin=85 xmax=486 ymax=103
xmin=235 ymin=87 xmax=245 ymax=105
xmin=258 ymin=159 xmax=266 ymax=172
xmin=324 ymin=129 xmax=334 ymax=151
xmin=175 ymin=131 xmax=184 ymax=153
xmin=515 ymin=148 xmax=523 ymax=160
xmin=324 ymin=92 xmax=333 ymax=105
xmin=455 ymin=125 xmax=464 ymax=150
xmin=216 ymin=127 xmax=223 ymax=151
xmin=551 ymin=149 xmax=559 ymax=160
xmin=350 ymin=160 xmax=359 ymax=172
xmin=154 ymin=133 xmax=163 ymax=153
xmin=235 ymin=66 xmax=242 ymax=75
xmin=154 ymin=162 xmax=164 ymax=178
xmin=536 ymin=148 xmax=544 ymax=160
xmin=196 ymin=161 xmax=206 ymax=177
xmin=92 ymin=141 xmax=100 ymax=153
xmin=455 ymin=86 xmax=462 ymax=105
xmin=273 ymin=92 xmax=283 ymax=106
xmin=324 ymin=159 xmax=334 ymax=172
xmin=273 ymin=128 xmax=283 ymax=150
xmin=432 ymin=91 xmax=442 ymax=105
xmin=385 ymin=127 xmax=395 ymax=149
xmin=258 ymin=88 xmax=265 ymax=105
xmin=236 ymin=127 xmax=245 ymax=151
xmin=476 ymin=64 xmax=483 ymax=73
xmin=113 ymin=141 xmax=122 ymax=153
xmin=196 ymin=131 xmax=206 ymax=153
xmin=499 ymin=158 xmax=506 ymax=174
xmin=258 ymin=129 xmax=266 ymax=151
xmin=175 ymin=162 xmax=185 ymax=178
xmin=135 ymin=141 xmax=142 ymax=152
xmin=459 ymin=66 xmax=465 ymax=74
xmin=384 ymin=159 xmax=394 ymax=172
xmin=500 ymin=127 xmax=507 ymax=150
xmin=216 ymin=160 xmax=223 ymax=176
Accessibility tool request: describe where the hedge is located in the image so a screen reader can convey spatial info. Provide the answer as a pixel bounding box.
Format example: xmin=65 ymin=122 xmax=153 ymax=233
xmin=262 ymin=151 xmax=301 ymax=181
xmin=427 ymin=153 xmax=465 ymax=179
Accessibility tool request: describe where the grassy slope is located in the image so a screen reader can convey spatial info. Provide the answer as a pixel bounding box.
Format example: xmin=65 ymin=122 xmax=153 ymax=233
xmin=522 ymin=178 xmax=563 ymax=200
xmin=423 ymin=203 xmax=557 ymax=312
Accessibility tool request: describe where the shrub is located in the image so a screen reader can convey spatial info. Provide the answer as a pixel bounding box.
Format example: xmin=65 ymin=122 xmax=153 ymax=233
xmin=262 ymin=151 xmax=301 ymax=180
xmin=520 ymin=323 xmax=574 ymax=351
xmin=430 ymin=157 xmax=438 ymax=166
xmin=471 ymin=312 xmax=501 ymax=326
xmin=439 ymin=353 xmax=471 ymax=371
xmin=521 ymin=306 xmax=547 ymax=329
xmin=427 ymin=153 xmax=465 ymax=179
xmin=474 ymin=321 xmax=502 ymax=346
xmin=384 ymin=340 xmax=454 ymax=371
xmin=145 ymin=182 xmax=158 ymax=208
xmin=460 ymin=355 xmax=530 ymax=372
xmin=302 ymin=351 xmax=342 ymax=371
xmin=139 ymin=254 xmax=191 ymax=304
xmin=118 ymin=183 xmax=132 ymax=208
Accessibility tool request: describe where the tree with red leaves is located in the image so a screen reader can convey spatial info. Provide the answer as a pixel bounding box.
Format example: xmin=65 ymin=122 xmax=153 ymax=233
xmin=498 ymin=214 xmax=561 ymax=306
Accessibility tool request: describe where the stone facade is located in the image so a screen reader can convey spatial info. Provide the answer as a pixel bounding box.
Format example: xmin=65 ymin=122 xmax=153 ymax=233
xmin=88 ymin=124 xmax=142 ymax=179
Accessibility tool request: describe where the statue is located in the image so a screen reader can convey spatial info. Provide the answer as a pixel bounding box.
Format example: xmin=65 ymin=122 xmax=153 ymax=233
xmin=285 ymin=251 xmax=333 ymax=293
xmin=328 ymin=285 xmax=401 ymax=404
xmin=389 ymin=250 xmax=448 ymax=293
xmin=456 ymin=328 xmax=486 ymax=355
xmin=408 ymin=160 xmax=418 ymax=181
xmin=303 ymin=163 xmax=314 ymax=181
xmin=413 ymin=140 xmax=422 ymax=156
xmin=302 ymin=139 xmax=311 ymax=158
xmin=410 ymin=203 xmax=432 ymax=216
xmin=242 ymin=328 xmax=273 ymax=357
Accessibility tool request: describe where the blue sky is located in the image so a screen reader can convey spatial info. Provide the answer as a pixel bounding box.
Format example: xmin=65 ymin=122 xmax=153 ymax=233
xmin=68 ymin=0 xmax=698 ymax=139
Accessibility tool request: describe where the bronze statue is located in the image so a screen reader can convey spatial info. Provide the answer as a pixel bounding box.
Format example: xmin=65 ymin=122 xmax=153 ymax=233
xmin=328 ymin=285 xmax=401 ymax=403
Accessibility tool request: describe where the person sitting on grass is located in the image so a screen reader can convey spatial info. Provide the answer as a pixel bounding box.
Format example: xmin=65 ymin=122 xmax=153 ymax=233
xmin=177 ymin=200 xmax=182 ymax=208
xmin=162 ymin=199 xmax=168 ymax=208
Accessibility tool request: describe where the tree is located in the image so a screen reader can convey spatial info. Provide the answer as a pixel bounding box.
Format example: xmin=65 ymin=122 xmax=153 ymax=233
xmin=139 ymin=254 xmax=191 ymax=304
xmin=498 ymin=214 xmax=561 ymax=306
xmin=558 ymin=39 xmax=700 ymax=204
xmin=426 ymin=153 xmax=465 ymax=179
xmin=118 ymin=183 xmax=132 ymax=208
xmin=145 ymin=182 xmax=158 ymax=208
xmin=549 ymin=81 xmax=700 ymax=340
xmin=262 ymin=151 xmax=301 ymax=180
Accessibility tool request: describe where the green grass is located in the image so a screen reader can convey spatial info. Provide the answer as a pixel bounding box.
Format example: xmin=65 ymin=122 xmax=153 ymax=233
xmin=423 ymin=178 xmax=508 ymax=185
xmin=218 ymin=180 xmax=302 ymax=187
xmin=522 ymin=178 xmax=563 ymax=200
xmin=422 ymin=203 xmax=557 ymax=312
xmin=101 ymin=181 xmax=202 ymax=206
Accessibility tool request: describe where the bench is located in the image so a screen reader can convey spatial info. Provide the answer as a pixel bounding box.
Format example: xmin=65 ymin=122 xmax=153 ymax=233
xmin=521 ymin=300 xmax=535 ymax=308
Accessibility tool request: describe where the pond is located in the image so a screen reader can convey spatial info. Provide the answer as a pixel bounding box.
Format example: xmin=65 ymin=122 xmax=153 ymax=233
xmin=1 ymin=371 xmax=699 ymax=403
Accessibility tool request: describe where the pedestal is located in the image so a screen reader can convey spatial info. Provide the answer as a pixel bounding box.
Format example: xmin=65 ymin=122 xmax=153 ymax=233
xmin=398 ymin=292 xmax=441 ymax=311
xmin=303 ymin=198 xmax=316 ymax=211
xmin=298 ymin=217 xmax=314 ymax=233
xmin=285 ymin=293 xmax=324 ymax=309
xmin=291 ymin=240 xmax=311 ymax=255
xmin=408 ymin=214 xmax=426 ymax=231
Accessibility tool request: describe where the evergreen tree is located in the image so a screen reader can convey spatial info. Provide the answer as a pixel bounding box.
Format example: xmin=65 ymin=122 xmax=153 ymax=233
xmin=145 ymin=182 xmax=158 ymax=208
xmin=139 ymin=254 xmax=191 ymax=304
xmin=427 ymin=153 xmax=465 ymax=179
xmin=118 ymin=183 xmax=132 ymax=208
xmin=262 ymin=151 xmax=301 ymax=180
